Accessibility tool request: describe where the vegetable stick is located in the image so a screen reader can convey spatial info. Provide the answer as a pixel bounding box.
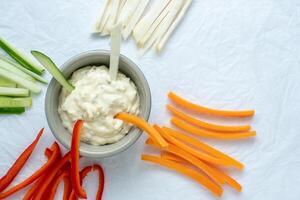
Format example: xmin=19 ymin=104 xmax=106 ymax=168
xmin=0 ymin=107 xmax=25 ymax=114
xmin=0 ymin=37 xmax=44 ymax=75
xmin=106 ymin=0 xmax=121 ymax=31
xmin=0 ymin=97 xmax=32 ymax=108
xmin=146 ymin=138 xmax=224 ymax=185
xmin=115 ymin=112 xmax=168 ymax=148
xmin=167 ymin=105 xmax=251 ymax=132
xmin=142 ymin=154 xmax=223 ymax=197
xmin=47 ymin=171 xmax=69 ymax=200
xmin=139 ymin=0 xmax=183 ymax=46
xmin=156 ymin=0 xmax=192 ymax=53
xmin=163 ymin=127 xmax=244 ymax=170
xmin=0 ymin=67 xmax=41 ymax=93
xmin=0 ymin=77 xmax=16 ymax=87
xmin=109 ymin=24 xmax=122 ymax=81
xmin=0 ymin=87 xmax=29 ymax=97
xmin=133 ymin=0 xmax=172 ymax=42
xmin=116 ymin=0 xmax=127 ymax=22
xmin=0 ymin=128 xmax=44 ymax=193
xmin=0 ymin=55 xmax=47 ymax=84
xmin=153 ymin=125 xmax=232 ymax=167
xmin=93 ymin=0 xmax=111 ymax=33
xmin=168 ymin=92 xmax=255 ymax=117
xmin=118 ymin=0 xmax=140 ymax=29
xmin=31 ymin=51 xmax=74 ymax=93
xmin=0 ymin=59 xmax=35 ymax=82
xmin=122 ymin=0 xmax=150 ymax=40
xmin=100 ymin=0 xmax=113 ymax=36
xmin=172 ymin=117 xmax=257 ymax=140
xmin=161 ymin=151 xmax=189 ymax=163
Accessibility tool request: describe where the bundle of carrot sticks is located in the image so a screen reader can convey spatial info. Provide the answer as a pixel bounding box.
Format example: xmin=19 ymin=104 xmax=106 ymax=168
xmin=115 ymin=91 xmax=256 ymax=197
xmin=0 ymin=121 xmax=104 ymax=200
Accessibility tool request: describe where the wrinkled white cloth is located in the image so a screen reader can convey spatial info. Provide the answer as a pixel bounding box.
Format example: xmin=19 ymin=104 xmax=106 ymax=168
xmin=0 ymin=0 xmax=300 ymax=199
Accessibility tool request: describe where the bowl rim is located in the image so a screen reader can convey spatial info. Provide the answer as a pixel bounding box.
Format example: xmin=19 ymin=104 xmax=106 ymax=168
xmin=45 ymin=50 xmax=151 ymax=158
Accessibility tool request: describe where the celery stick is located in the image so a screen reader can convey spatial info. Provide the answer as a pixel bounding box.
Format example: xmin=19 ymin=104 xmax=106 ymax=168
xmin=0 ymin=107 xmax=25 ymax=114
xmin=0 ymin=37 xmax=44 ymax=75
xmin=0 ymin=67 xmax=41 ymax=93
xmin=31 ymin=51 xmax=74 ymax=93
xmin=0 ymin=97 xmax=32 ymax=107
xmin=0 ymin=77 xmax=16 ymax=87
xmin=0 ymin=55 xmax=47 ymax=84
xmin=0 ymin=59 xmax=36 ymax=82
xmin=0 ymin=87 xmax=29 ymax=97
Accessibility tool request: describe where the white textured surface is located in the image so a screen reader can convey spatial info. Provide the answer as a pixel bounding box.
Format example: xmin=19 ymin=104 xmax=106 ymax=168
xmin=1 ymin=0 xmax=300 ymax=199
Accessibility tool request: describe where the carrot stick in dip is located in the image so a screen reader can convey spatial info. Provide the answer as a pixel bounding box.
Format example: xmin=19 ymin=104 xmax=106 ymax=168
xmin=168 ymin=92 xmax=255 ymax=117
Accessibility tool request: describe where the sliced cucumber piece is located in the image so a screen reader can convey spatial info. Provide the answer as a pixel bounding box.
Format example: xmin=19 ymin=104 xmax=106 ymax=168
xmin=0 ymin=107 xmax=25 ymax=114
xmin=0 ymin=37 xmax=44 ymax=75
xmin=0 ymin=67 xmax=41 ymax=93
xmin=0 ymin=55 xmax=47 ymax=84
xmin=0 ymin=59 xmax=36 ymax=82
xmin=0 ymin=87 xmax=29 ymax=97
xmin=0 ymin=77 xmax=16 ymax=87
xmin=31 ymin=51 xmax=74 ymax=93
xmin=0 ymin=97 xmax=32 ymax=107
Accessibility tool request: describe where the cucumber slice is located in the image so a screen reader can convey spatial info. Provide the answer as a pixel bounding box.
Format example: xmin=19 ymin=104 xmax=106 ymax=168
xmin=0 ymin=67 xmax=41 ymax=93
xmin=0 ymin=37 xmax=44 ymax=75
xmin=0 ymin=87 xmax=29 ymax=97
xmin=0 ymin=107 xmax=25 ymax=114
xmin=0 ymin=58 xmax=36 ymax=82
xmin=0 ymin=77 xmax=16 ymax=87
xmin=0 ymin=97 xmax=32 ymax=107
xmin=31 ymin=51 xmax=74 ymax=93
xmin=0 ymin=55 xmax=47 ymax=84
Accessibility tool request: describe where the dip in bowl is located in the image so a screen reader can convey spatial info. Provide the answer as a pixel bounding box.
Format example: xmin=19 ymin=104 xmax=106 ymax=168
xmin=45 ymin=50 xmax=151 ymax=158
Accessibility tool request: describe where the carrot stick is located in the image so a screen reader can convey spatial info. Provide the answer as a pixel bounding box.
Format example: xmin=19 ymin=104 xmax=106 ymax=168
xmin=163 ymin=127 xmax=244 ymax=170
xmin=168 ymin=92 xmax=255 ymax=117
xmin=115 ymin=112 xmax=168 ymax=148
xmin=161 ymin=151 xmax=186 ymax=163
xmin=167 ymin=105 xmax=251 ymax=132
xmin=141 ymin=154 xmax=223 ymax=197
xmin=171 ymin=117 xmax=256 ymax=140
xmin=153 ymin=125 xmax=233 ymax=167
xmin=146 ymin=138 xmax=224 ymax=185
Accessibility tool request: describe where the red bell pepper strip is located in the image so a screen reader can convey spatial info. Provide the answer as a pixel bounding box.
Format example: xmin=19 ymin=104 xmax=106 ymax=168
xmin=69 ymin=164 xmax=105 ymax=200
xmin=33 ymin=152 xmax=71 ymax=200
xmin=0 ymin=142 xmax=61 ymax=199
xmin=48 ymin=170 xmax=69 ymax=200
xmin=70 ymin=120 xmax=87 ymax=199
xmin=63 ymin=175 xmax=72 ymax=200
xmin=0 ymin=128 xmax=44 ymax=193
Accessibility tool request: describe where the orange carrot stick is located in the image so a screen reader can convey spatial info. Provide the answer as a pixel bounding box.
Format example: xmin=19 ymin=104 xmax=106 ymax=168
xmin=163 ymin=127 xmax=244 ymax=170
xmin=171 ymin=117 xmax=256 ymax=140
xmin=152 ymin=125 xmax=233 ymax=167
xmin=168 ymin=92 xmax=255 ymax=117
xmin=142 ymin=154 xmax=223 ymax=197
xmin=146 ymin=138 xmax=224 ymax=185
xmin=167 ymin=105 xmax=251 ymax=132
xmin=160 ymin=152 xmax=242 ymax=192
xmin=115 ymin=112 xmax=168 ymax=148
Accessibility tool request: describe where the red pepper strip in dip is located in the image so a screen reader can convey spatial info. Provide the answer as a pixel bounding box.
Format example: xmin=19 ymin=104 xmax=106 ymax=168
xmin=0 ymin=142 xmax=61 ymax=199
xmin=0 ymin=128 xmax=44 ymax=193
xmin=71 ymin=120 xmax=87 ymax=199
xmin=33 ymin=152 xmax=71 ymax=200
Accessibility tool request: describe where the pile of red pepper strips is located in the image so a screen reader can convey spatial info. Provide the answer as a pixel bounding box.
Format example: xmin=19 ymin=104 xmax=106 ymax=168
xmin=0 ymin=120 xmax=104 ymax=200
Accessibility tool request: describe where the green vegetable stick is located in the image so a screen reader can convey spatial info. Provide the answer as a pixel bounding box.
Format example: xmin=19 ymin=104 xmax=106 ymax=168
xmin=0 ymin=97 xmax=32 ymax=107
xmin=0 ymin=107 xmax=25 ymax=114
xmin=0 ymin=87 xmax=29 ymax=97
xmin=0 ymin=59 xmax=36 ymax=82
xmin=0 ymin=77 xmax=16 ymax=87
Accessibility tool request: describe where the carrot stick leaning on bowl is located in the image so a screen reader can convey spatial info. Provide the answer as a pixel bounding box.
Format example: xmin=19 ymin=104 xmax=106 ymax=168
xmin=115 ymin=112 xmax=168 ymax=148
xmin=166 ymin=104 xmax=251 ymax=132
xmin=168 ymin=92 xmax=255 ymax=118
xmin=171 ymin=117 xmax=256 ymax=140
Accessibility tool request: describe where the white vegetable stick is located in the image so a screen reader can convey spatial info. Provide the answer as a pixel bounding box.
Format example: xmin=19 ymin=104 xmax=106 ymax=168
xmin=139 ymin=0 xmax=183 ymax=55
xmin=156 ymin=0 xmax=192 ymax=53
xmin=100 ymin=1 xmax=113 ymax=36
xmin=119 ymin=0 xmax=140 ymax=28
xmin=93 ymin=0 xmax=111 ymax=33
xmin=106 ymin=0 xmax=121 ymax=32
xmin=116 ymin=0 xmax=127 ymax=21
xmin=139 ymin=0 xmax=183 ymax=46
xmin=133 ymin=0 xmax=172 ymax=42
xmin=109 ymin=24 xmax=122 ymax=81
xmin=122 ymin=0 xmax=150 ymax=40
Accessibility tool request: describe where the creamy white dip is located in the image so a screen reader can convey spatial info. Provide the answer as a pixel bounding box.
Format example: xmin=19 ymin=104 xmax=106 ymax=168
xmin=58 ymin=66 xmax=140 ymax=145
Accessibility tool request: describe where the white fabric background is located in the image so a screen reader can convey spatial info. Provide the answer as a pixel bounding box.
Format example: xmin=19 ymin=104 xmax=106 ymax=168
xmin=1 ymin=0 xmax=300 ymax=199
